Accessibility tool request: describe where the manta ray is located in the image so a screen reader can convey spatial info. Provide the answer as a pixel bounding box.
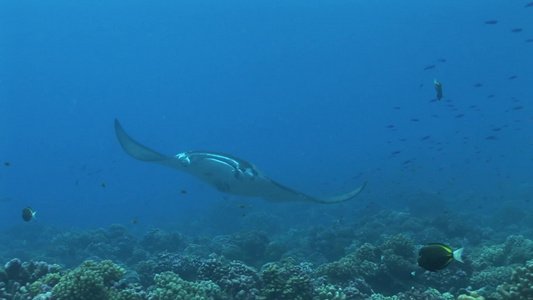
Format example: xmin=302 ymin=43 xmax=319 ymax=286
xmin=114 ymin=119 xmax=366 ymax=203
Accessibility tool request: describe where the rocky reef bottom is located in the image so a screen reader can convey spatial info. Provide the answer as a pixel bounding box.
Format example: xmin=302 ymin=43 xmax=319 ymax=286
xmin=1 ymin=235 xmax=532 ymax=300
xmin=1 ymin=207 xmax=532 ymax=300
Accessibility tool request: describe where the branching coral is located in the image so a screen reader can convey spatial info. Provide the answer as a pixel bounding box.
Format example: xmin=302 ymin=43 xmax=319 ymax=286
xmin=497 ymin=259 xmax=533 ymax=299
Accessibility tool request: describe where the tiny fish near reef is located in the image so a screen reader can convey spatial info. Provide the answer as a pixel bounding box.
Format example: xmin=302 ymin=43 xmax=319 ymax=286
xmin=114 ymin=120 xmax=366 ymax=203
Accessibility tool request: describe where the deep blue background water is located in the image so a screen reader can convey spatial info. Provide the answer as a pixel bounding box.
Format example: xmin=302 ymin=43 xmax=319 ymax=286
xmin=0 ymin=1 xmax=531 ymax=235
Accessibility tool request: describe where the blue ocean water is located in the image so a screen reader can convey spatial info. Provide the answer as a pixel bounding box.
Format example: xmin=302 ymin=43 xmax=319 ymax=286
xmin=0 ymin=0 xmax=531 ymax=251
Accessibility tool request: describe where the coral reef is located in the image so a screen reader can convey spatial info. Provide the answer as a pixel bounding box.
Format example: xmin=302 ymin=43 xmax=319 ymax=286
xmin=470 ymin=266 xmax=512 ymax=290
xmin=457 ymin=291 xmax=485 ymax=300
xmin=471 ymin=235 xmax=533 ymax=270
xmin=139 ymin=228 xmax=187 ymax=254
xmin=260 ymin=261 xmax=313 ymax=300
xmin=47 ymin=225 xmax=140 ymax=267
xmin=497 ymin=259 xmax=533 ymax=300
xmin=52 ymin=259 xmax=126 ymax=300
xmin=0 ymin=206 xmax=531 ymax=300
xmin=150 ymin=271 xmax=221 ymax=300
xmin=308 ymin=225 xmax=356 ymax=261
xmin=380 ymin=234 xmax=416 ymax=279
xmin=0 ymin=258 xmax=61 ymax=299
xmin=199 ymin=258 xmax=261 ymax=299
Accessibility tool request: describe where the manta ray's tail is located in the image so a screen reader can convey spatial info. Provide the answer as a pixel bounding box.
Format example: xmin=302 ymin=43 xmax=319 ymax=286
xmin=114 ymin=119 xmax=171 ymax=162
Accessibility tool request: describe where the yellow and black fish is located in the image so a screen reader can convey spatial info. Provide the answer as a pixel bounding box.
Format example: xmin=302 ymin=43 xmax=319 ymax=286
xmin=434 ymin=79 xmax=443 ymax=101
xmin=417 ymin=243 xmax=463 ymax=271
xmin=22 ymin=207 xmax=37 ymax=222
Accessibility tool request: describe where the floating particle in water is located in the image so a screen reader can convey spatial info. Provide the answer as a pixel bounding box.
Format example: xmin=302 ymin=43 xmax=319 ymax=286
xmin=100 ymin=182 xmax=106 ymax=188
xmin=393 ymin=106 xmax=401 ymax=110
xmin=438 ymin=58 xmax=447 ymax=62
xmin=423 ymin=65 xmax=436 ymax=70
xmin=511 ymin=28 xmax=523 ymax=33
xmin=455 ymin=114 xmax=465 ymax=118
xmin=526 ymin=39 xmax=533 ymax=43
xmin=486 ymin=136 xmax=497 ymax=140
xmin=410 ymin=118 xmax=420 ymax=122
xmin=3 ymin=162 xmax=10 ymax=167
xmin=487 ymin=94 xmax=495 ymax=98
xmin=484 ymin=20 xmax=498 ymax=24
xmin=474 ymin=83 xmax=483 ymax=87
xmin=512 ymin=106 xmax=523 ymax=110
xmin=525 ymin=2 xmax=533 ymax=8
xmin=391 ymin=150 xmax=401 ymax=155
xmin=508 ymin=75 xmax=518 ymax=79
xmin=180 ymin=190 xmax=188 ymax=194
xmin=420 ymin=136 xmax=431 ymax=140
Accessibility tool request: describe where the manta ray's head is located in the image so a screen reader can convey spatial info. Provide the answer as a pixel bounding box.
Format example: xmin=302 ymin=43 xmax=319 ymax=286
xmin=175 ymin=151 xmax=261 ymax=194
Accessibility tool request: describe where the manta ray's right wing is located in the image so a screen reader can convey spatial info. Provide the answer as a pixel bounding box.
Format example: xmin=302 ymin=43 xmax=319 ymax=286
xmin=255 ymin=178 xmax=367 ymax=204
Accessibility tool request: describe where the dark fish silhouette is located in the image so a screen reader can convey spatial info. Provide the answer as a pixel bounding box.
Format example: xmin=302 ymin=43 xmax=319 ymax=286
xmin=418 ymin=243 xmax=463 ymax=271
xmin=22 ymin=207 xmax=36 ymax=222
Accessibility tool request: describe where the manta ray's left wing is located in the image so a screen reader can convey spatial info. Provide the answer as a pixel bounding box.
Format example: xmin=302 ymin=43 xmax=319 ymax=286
xmin=114 ymin=119 xmax=187 ymax=171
